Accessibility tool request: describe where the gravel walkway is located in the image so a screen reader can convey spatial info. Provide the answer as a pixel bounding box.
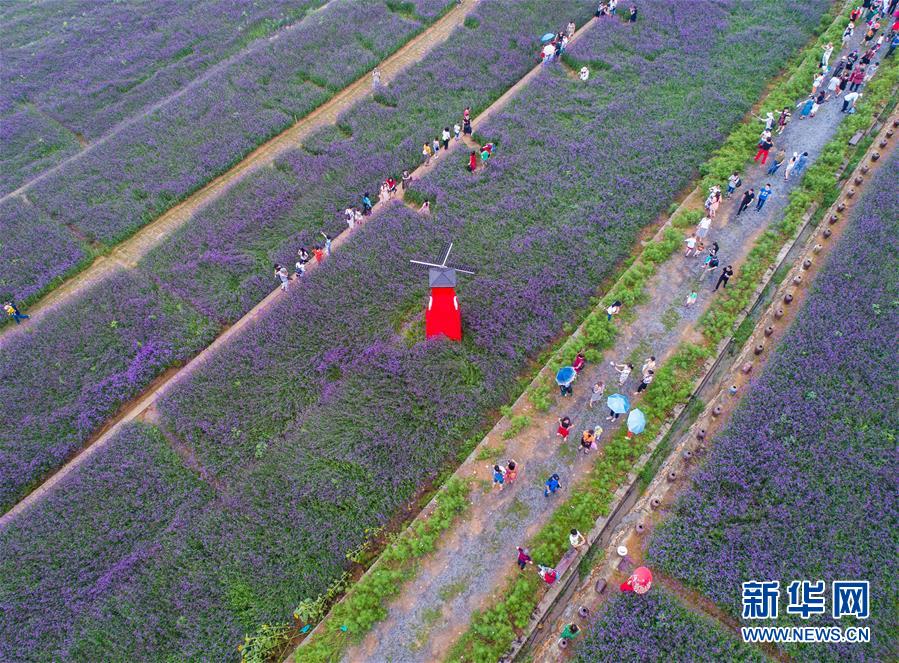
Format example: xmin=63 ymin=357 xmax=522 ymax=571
xmin=342 ymin=29 xmax=867 ymax=663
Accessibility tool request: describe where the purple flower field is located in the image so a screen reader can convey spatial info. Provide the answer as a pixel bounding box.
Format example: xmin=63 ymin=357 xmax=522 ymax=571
xmin=25 ymin=0 xmax=435 ymax=245
xmin=0 ymin=1 xmax=839 ymax=658
xmin=0 ymin=197 xmax=86 ymax=302
xmin=1 ymin=0 xmax=318 ymax=140
xmin=0 ymin=423 xmax=214 ymax=661
xmin=648 ymin=152 xmax=899 ymax=662
xmin=141 ymin=0 xmax=591 ymax=322
xmin=0 ymin=270 xmax=217 ymax=511
xmin=574 ymin=589 xmax=764 ymax=662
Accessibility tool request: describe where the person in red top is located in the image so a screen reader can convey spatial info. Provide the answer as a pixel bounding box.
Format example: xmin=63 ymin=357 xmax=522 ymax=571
xmin=572 ymin=351 xmax=586 ymax=374
xmin=557 ymin=416 xmax=573 ymax=441
xmin=386 ymin=177 xmax=397 ymax=193
xmin=313 ymin=246 xmax=325 ymax=263
xmin=849 ymin=66 xmax=866 ymax=92
xmin=468 ymin=150 xmax=478 ymax=172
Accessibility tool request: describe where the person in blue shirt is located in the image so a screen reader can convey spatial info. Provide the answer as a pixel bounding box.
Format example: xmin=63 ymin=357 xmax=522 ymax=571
xmin=361 ymin=193 xmax=373 ymax=215
xmin=544 ymin=473 xmax=561 ymax=497
xmin=756 ymin=183 xmax=773 ymax=211
xmin=793 ymin=152 xmax=810 ymax=177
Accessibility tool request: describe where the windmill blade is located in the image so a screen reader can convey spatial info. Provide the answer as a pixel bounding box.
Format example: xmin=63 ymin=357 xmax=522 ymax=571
xmin=410 ymin=259 xmax=442 ymax=269
xmin=435 ymin=242 xmax=453 ymax=267
xmin=447 ymin=261 xmax=476 ymax=275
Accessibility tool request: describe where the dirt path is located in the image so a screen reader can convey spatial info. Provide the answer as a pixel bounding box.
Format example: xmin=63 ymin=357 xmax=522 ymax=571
xmin=0 ymin=0 xmax=481 ymax=343
xmin=339 ymin=35 xmax=874 ymax=663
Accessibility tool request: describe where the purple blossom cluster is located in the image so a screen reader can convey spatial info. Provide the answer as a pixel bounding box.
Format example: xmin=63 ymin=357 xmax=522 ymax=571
xmin=25 ymin=0 xmax=434 ymax=246
xmin=0 ymin=1 xmax=836 ymax=657
xmin=573 ymin=589 xmax=764 ymax=662
xmin=648 ymin=152 xmax=899 ymax=662
xmin=141 ymin=0 xmax=590 ymax=322
xmin=0 ymin=197 xmax=86 ymax=302
xmin=0 ymin=423 xmax=214 ymax=661
xmin=0 ymin=270 xmax=217 ymax=511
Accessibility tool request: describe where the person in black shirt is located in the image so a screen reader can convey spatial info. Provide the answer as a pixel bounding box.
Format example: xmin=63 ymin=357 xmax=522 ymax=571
xmin=737 ymin=188 xmax=755 ymax=216
xmin=715 ymin=266 xmax=734 ymax=291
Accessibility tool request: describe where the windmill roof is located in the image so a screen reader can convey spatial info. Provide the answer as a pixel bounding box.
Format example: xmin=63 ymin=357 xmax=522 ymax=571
xmin=429 ymin=267 xmax=457 ymax=288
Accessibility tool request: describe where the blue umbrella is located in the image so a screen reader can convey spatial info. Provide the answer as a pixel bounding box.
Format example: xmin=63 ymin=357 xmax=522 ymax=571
xmin=556 ymin=366 xmax=576 ymax=385
xmin=627 ymin=408 xmax=647 ymax=435
xmin=541 ymin=32 xmax=556 ymax=43
xmin=607 ymin=393 xmax=630 ymax=414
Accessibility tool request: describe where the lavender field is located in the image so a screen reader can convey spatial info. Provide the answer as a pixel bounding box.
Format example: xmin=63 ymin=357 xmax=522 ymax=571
xmin=0 ymin=0 xmax=860 ymax=659
xmin=648 ymin=153 xmax=899 ymax=662
xmin=574 ymin=589 xmax=764 ymax=662
xmin=0 ymin=270 xmax=217 ymax=511
xmin=0 ymin=0 xmax=321 ymax=194
xmin=6 ymin=0 xmax=455 ymax=302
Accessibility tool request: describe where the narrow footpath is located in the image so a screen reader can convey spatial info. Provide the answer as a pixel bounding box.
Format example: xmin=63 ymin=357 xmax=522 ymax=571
xmin=341 ymin=34 xmax=869 ymax=663
xmin=0 ymin=0 xmax=482 ymax=343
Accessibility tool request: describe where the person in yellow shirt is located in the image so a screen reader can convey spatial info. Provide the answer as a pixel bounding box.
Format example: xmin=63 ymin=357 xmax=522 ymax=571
xmin=4 ymin=301 xmax=30 ymax=324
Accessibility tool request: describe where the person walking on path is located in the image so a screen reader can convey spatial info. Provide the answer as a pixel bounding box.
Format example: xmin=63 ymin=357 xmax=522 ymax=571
xmin=611 ymin=361 xmax=633 ymax=387
xmin=557 ymin=416 xmax=573 ymax=442
xmin=505 ymin=460 xmax=518 ymax=486
xmin=695 ymin=215 xmax=712 ymax=241
xmin=569 ymin=529 xmax=587 ymax=550
xmin=295 ymin=247 xmax=311 ymax=277
xmin=401 ymin=170 xmax=412 ymax=190
xmin=453 ymin=123 xmax=461 ymax=141
xmin=4 ymin=301 xmax=30 ymax=324
xmin=684 ymin=233 xmax=698 ymax=257
xmin=793 ymin=151 xmax=809 ymax=178
xmin=516 ymin=546 xmax=533 ymax=570
xmin=432 ymin=137 xmax=441 ymax=160
xmin=372 ymin=68 xmax=381 ymax=90
xmin=707 ymin=190 xmax=720 ymax=219
xmin=849 ymin=66 xmax=866 ymax=91
xmin=776 ymin=107 xmax=792 ymax=134
xmin=567 ymin=20 xmax=576 ymax=37
xmin=842 ymin=91 xmax=861 ymax=113
xmin=274 ymin=264 xmax=289 ymax=291
xmin=783 ymin=152 xmax=799 ymax=180
xmin=755 ymin=183 xmax=773 ymax=211
xmin=641 ymin=356 xmax=656 ymax=377
xmin=588 ymin=381 xmax=606 ymax=409
xmin=634 ymin=370 xmax=654 ymax=394
xmin=705 ymin=252 xmax=720 ymax=276
xmin=544 ymin=474 xmax=561 ymax=497
xmin=736 ymin=188 xmax=755 ymax=216
xmin=826 ymin=72 xmax=841 ymax=99
xmin=320 ymin=231 xmax=332 ymax=256
xmin=422 ymin=142 xmax=433 ymax=166
xmin=887 ymin=32 xmax=899 ymax=58
xmin=362 ymin=192 xmax=373 ymax=215
xmin=821 ymin=42 xmax=835 ymax=68
xmin=493 ymin=464 xmax=506 ymax=490
xmin=842 ymin=21 xmax=855 ymax=48
xmin=441 ymin=127 xmax=451 ymax=151
xmin=468 ymin=150 xmax=478 ymax=172
xmin=754 ymin=135 xmax=773 ymax=164
xmin=606 ymin=300 xmax=622 ymax=321
xmin=715 ymin=265 xmax=734 ymax=291
xmin=797 ymin=95 xmax=815 ymax=120
xmin=767 ymin=149 xmax=786 ymax=175
xmin=725 ymin=171 xmax=740 ymax=197
xmin=579 ymin=429 xmax=597 ymax=454
xmin=572 ymin=350 xmax=586 ymax=375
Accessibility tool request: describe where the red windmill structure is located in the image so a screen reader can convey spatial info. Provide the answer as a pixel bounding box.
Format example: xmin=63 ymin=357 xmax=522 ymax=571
xmin=410 ymin=242 xmax=475 ymax=342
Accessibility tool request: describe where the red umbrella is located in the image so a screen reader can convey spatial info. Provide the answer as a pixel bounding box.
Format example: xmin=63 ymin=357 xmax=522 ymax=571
xmin=619 ymin=566 xmax=653 ymax=594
